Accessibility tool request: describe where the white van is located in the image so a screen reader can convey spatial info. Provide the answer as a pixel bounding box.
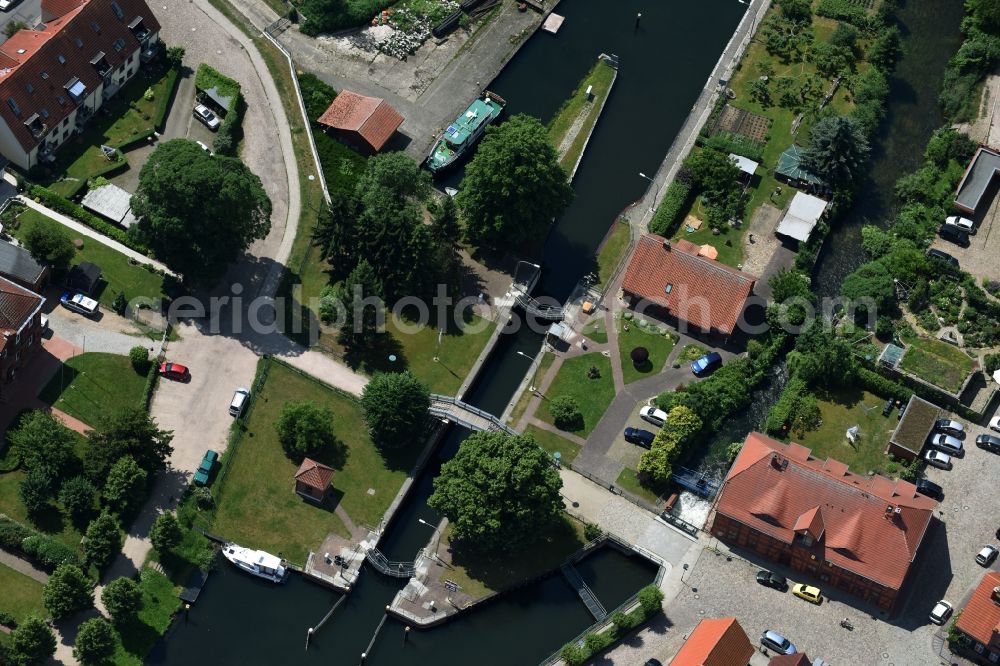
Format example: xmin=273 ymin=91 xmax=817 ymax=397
xmin=229 ymin=387 xmax=249 ymax=417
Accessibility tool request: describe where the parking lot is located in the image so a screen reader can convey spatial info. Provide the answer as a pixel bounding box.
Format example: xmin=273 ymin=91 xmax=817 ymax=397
xmin=930 ymin=180 xmax=1000 ymax=286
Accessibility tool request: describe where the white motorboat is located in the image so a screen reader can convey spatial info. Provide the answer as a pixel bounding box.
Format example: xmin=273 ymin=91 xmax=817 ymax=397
xmin=222 ymin=543 xmax=286 ymax=583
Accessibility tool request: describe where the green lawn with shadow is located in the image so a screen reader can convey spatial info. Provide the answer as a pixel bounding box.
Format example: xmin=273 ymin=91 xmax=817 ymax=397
xmin=38 ymin=353 xmax=147 ymax=428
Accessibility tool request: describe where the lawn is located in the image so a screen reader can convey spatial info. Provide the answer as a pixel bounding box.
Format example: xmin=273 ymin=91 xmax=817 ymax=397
xmin=671 ymin=193 xmax=749 ymax=269
xmin=526 ymin=424 xmax=581 ymax=465
xmin=38 ymin=352 xmax=147 ymax=428
xmin=676 ymin=344 xmax=707 ymax=363
xmin=617 ymin=319 xmax=676 ymax=385
xmin=386 ymin=314 xmax=497 ymax=396
xmin=537 ymin=352 xmax=616 ymax=437
xmin=595 ymin=221 xmax=630 ymax=289
xmin=899 ymin=337 xmax=976 ymax=394
xmin=10 ymin=208 xmax=167 ymax=309
xmin=507 ymin=352 xmax=556 ymax=427
xmin=112 ymin=568 xmax=181 ymax=666
xmin=42 ymin=66 xmax=180 ymax=198
xmin=548 ymin=58 xmax=617 ymax=173
xmin=441 ymin=516 xmax=586 ymax=601
xmin=782 ymin=388 xmax=899 ymax=475
xmin=0 ymin=563 xmax=45 ymax=623
xmin=616 ymin=467 xmax=670 ymax=506
xmin=212 ymin=360 xmax=422 ymax=563
xmin=581 ymin=316 xmax=608 ymax=344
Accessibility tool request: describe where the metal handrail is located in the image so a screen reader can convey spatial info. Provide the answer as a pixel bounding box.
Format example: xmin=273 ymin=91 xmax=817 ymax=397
xmin=428 ymin=395 xmax=517 ymax=435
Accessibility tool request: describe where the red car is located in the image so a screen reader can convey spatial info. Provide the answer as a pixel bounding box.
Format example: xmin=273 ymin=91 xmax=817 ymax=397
xmin=158 ymin=362 xmax=190 ymax=381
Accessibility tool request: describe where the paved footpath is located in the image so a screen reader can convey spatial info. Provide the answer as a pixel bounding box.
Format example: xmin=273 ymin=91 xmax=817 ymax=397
xmin=0 ymin=549 xmax=49 ymax=584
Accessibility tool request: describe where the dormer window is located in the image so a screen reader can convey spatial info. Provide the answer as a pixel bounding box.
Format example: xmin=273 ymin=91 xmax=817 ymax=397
xmin=65 ymin=77 xmax=86 ymax=100
xmin=40 ymin=108 xmax=49 ymax=119
xmin=7 ymin=97 xmax=20 ymax=116
xmin=111 ymin=1 xmax=125 ymax=19
xmin=24 ymin=113 xmax=45 ymax=139
xmin=25 ymin=83 xmax=33 ymax=94
xmin=129 ymin=16 xmax=149 ymax=40
xmin=90 ymin=51 xmax=109 ymax=75
xmin=90 ymin=22 xmax=100 ymax=33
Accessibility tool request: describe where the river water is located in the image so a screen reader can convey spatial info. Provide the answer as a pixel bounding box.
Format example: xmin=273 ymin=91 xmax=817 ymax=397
xmin=150 ymin=1 xmax=743 ymax=664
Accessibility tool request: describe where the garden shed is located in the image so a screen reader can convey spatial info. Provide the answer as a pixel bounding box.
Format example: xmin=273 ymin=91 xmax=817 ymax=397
xmin=317 ymin=90 xmax=404 ymax=153
xmin=294 ymin=458 xmax=334 ymax=503
xmin=66 ymin=261 xmax=102 ymax=295
xmin=81 ymin=183 xmax=138 ymax=229
xmin=775 ymin=192 xmax=828 ymax=243
xmin=775 ymin=145 xmax=823 ymax=188
xmin=887 ymin=395 xmax=940 ymax=461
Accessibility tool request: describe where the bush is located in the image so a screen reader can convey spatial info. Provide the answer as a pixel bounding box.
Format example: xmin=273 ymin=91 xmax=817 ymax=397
xmin=165 ymin=46 xmax=184 ymax=69
xmin=0 ymin=610 xmax=17 ymax=628
xmin=129 ymin=346 xmax=150 ymax=373
xmin=549 ymin=395 xmax=583 ymax=431
xmin=985 ymin=353 xmax=1000 ymax=374
xmin=816 ymin=0 xmax=868 ymax=27
xmin=649 ymin=180 xmax=692 ymax=236
xmin=102 ymin=577 xmax=142 ymax=624
xmin=583 ymin=522 xmax=603 ymax=541
xmin=0 ymin=515 xmax=80 ymax=570
xmin=84 ymin=511 xmax=122 ymax=571
xmin=298 ymin=72 xmax=337 ymax=122
xmin=42 ymin=563 xmax=93 ymax=619
xmin=73 ymin=617 xmax=116 ymax=664
xmin=150 ymin=512 xmax=183 ymax=554
xmin=638 ymin=584 xmax=664 ymax=614
xmin=275 ymin=400 xmax=338 ymax=460
xmin=560 ymin=643 xmax=587 ymax=666
xmin=59 ymin=476 xmax=96 ymax=525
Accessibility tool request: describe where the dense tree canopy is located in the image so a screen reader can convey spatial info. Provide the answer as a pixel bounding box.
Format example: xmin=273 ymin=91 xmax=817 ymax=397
xmin=428 ymin=431 xmax=563 ymax=553
xmin=84 ymin=408 xmax=173 ymax=483
xmin=42 ymin=563 xmax=93 ymax=619
xmin=274 ymin=401 xmax=337 ymax=460
xmin=683 ymin=148 xmax=743 ymax=228
xmin=329 ymin=258 xmax=383 ymax=347
xmin=150 ymin=512 xmax=183 ymax=554
xmin=360 ymin=371 xmax=430 ymax=448
xmin=59 ymin=476 xmax=96 ymax=525
xmin=802 ymin=115 xmax=870 ymax=188
xmin=6 ymin=616 xmax=56 ymax=666
xmin=131 ymin=139 xmax=272 ymax=283
xmin=9 ymin=411 xmax=80 ymax=482
xmin=73 ymin=618 xmax=116 ymax=664
xmin=23 ymin=217 xmax=75 ymax=269
xmin=841 ymin=260 xmax=896 ymax=314
xmin=457 ymin=114 xmax=573 ymax=247
xmin=101 ymin=576 xmax=142 ymax=624
xmin=102 ymin=456 xmax=148 ymax=516
xmin=84 ymin=511 xmax=122 ymax=571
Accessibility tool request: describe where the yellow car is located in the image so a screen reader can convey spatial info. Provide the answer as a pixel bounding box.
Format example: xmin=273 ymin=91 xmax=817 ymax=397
xmin=792 ymin=583 xmax=823 ymax=604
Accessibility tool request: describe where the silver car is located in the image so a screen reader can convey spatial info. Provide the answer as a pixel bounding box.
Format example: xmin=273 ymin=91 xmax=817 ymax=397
xmin=944 ymin=215 xmax=975 ymax=233
xmin=929 ymin=433 xmax=963 ymax=457
xmin=194 ymin=103 xmax=221 ymax=131
xmin=929 ymin=600 xmax=953 ymax=625
xmin=935 ymin=418 xmax=964 ymax=437
xmin=924 ymin=449 xmax=953 ymax=470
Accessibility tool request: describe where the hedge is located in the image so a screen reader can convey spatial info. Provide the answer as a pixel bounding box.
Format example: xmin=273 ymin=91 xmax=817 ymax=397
xmin=0 ymin=515 xmax=80 ymax=571
xmin=153 ymin=67 xmax=180 ymax=130
xmin=0 ymin=610 xmax=16 ymax=628
xmin=857 ymin=367 xmax=912 ymax=403
xmin=141 ymin=356 xmax=161 ymax=412
xmin=559 ymin=584 xmax=664 ymax=666
xmin=648 ymin=181 xmax=691 ymax=237
xmin=28 ymin=185 xmax=149 ymax=255
xmin=815 ymin=0 xmax=869 ymax=27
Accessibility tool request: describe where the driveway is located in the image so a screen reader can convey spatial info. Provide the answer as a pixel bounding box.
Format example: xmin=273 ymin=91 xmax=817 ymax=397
xmin=929 ymin=179 xmax=1000 ymax=286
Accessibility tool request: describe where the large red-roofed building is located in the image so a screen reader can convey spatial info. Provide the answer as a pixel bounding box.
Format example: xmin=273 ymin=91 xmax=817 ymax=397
xmin=670 ymin=617 xmax=754 ymax=666
xmin=316 ymin=90 xmax=403 ymax=153
xmin=0 ymin=0 xmax=160 ymax=170
xmin=621 ymin=234 xmax=755 ymax=340
xmin=711 ymin=432 xmax=937 ymax=613
xmin=955 ymin=572 xmax=1000 ymax=663
xmin=0 ymin=275 xmax=44 ymax=392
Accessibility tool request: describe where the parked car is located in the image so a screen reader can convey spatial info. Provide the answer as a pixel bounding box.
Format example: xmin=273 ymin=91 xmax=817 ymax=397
xmin=639 ymin=406 xmax=668 ymax=428
xmin=195 ymin=140 xmax=211 ymax=153
xmin=927 ymin=248 xmax=959 ymax=268
xmin=882 ymin=398 xmax=894 ymax=417
xmin=643 ymin=661 xmax=663 ymax=666
xmin=760 ymin=630 xmax=797 ymax=655
xmin=915 ymin=478 xmax=944 ymax=501
xmin=60 ymin=292 xmax=99 ymax=317
xmin=755 ymin=570 xmax=788 ymax=591
xmin=691 ymin=351 xmax=723 ymax=376
xmin=158 ymin=362 xmax=190 ymax=381
xmin=976 ymin=544 xmax=999 ymax=567
xmin=944 ymin=215 xmax=976 ymax=233
xmin=193 ymin=103 xmax=221 ymax=130
xmin=791 ymin=584 xmax=822 ymax=605
xmin=928 ymin=433 xmax=964 ymax=457
xmin=624 ymin=427 xmax=656 ymax=449
xmin=229 ymin=387 xmax=250 ymax=417
xmin=977 ymin=433 xmax=1000 ymax=453
xmin=990 ymin=416 xmax=1000 ymax=433
xmin=924 ymin=449 xmax=953 ymax=470
xmin=938 ymin=223 xmax=970 ymax=247
xmin=929 ymin=600 xmax=953 ymax=625
xmin=193 ymin=450 xmax=218 ymax=486
xmin=935 ymin=418 xmax=964 ymax=437
xmin=0 ymin=0 xmax=22 ymax=11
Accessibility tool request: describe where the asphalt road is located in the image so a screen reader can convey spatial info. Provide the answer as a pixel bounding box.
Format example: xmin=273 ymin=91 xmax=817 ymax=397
xmin=0 ymin=0 xmax=41 ymax=43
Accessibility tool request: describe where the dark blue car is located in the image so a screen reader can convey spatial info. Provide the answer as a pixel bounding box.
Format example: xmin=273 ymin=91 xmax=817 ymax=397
xmin=624 ymin=427 xmax=656 ymax=449
xmin=691 ymin=351 xmax=723 ymax=375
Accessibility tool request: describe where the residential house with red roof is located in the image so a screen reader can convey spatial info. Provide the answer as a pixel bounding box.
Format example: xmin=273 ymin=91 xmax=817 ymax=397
xmin=711 ymin=432 xmax=937 ymax=613
xmin=621 ymin=234 xmax=755 ymax=341
xmin=955 ymin=571 xmax=1000 ymax=663
xmin=669 ymin=617 xmax=754 ymax=666
xmin=316 ymin=90 xmax=403 ymax=154
xmin=0 ymin=0 xmax=160 ymax=170
xmin=0 ymin=275 xmax=44 ymax=394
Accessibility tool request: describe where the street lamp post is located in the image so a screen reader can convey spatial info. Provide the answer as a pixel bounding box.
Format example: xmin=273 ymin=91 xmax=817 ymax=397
xmin=417 ymin=518 xmax=447 ymax=566
xmin=515 ymin=350 xmax=539 ymax=392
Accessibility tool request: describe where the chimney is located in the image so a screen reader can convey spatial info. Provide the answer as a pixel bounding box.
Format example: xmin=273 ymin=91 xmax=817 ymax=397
xmin=662 ymin=239 xmax=671 ymax=251
xmin=992 ymin=586 xmax=1000 ymax=604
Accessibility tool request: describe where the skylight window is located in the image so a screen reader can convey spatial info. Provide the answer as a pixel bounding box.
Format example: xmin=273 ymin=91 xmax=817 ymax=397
xmin=74 ymin=37 xmax=83 ymax=48
xmin=57 ymin=54 xmax=67 ymax=64
xmin=7 ymin=97 xmax=20 ymax=116
xmin=111 ymin=1 xmax=124 ymax=19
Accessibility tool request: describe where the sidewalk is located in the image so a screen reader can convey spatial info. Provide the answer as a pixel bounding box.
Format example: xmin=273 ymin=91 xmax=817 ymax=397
xmin=0 ymin=549 xmax=49 ymax=584
xmin=16 ymin=196 xmax=176 ymax=277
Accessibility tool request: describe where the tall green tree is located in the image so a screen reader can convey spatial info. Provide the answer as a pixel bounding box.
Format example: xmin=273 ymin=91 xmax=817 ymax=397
xmin=841 ymin=260 xmax=896 ymax=314
xmin=274 ymin=401 xmax=338 ymax=460
xmin=131 ymin=139 xmax=272 ymax=283
xmin=802 ymin=115 xmax=870 ymax=188
xmin=312 ymin=190 xmax=359 ymax=273
xmin=23 ymin=218 xmax=75 ymax=269
xmin=42 ymin=563 xmax=93 ymax=619
xmin=18 ymin=469 xmax=55 ymax=516
xmin=102 ymin=456 xmax=148 ymax=515
xmin=429 ymin=196 xmax=462 ymax=291
xmin=360 ymin=371 xmax=430 ymax=449
xmin=9 ymin=411 xmax=80 ymax=481
xmin=101 ymin=577 xmax=142 ymax=624
xmin=84 ymin=408 xmax=173 ymax=483
xmin=335 ymin=258 xmax=384 ymax=347
xmin=457 ymin=114 xmax=573 ymax=247
xmin=59 ymin=476 xmax=96 ymax=526
xmin=73 ymin=618 xmax=116 ymax=665
xmin=683 ymin=148 xmax=742 ymax=227
xmin=6 ymin=616 xmax=56 ymax=666
xmin=84 ymin=511 xmax=122 ymax=571
xmin=428 ymin=431 xmax=563 ymax=554
xmin=150 ymin=512 xmax=183 ymax=554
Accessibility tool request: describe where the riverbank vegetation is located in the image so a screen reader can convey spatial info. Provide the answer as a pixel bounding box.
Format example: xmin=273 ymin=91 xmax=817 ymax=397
xmin=940 ymin=0 xmax=1000 ymax=121
xmin=548 ymin=58 xmax=617 ymax=173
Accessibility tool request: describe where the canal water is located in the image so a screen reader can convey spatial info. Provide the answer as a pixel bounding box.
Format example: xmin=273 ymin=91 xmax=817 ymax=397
xmin=152 ymin=1 xmax=743 ymax=664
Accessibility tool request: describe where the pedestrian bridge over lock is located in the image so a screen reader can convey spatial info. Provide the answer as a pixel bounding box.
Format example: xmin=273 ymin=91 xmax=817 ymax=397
xmin=428 ymin=394 xmax=516 ymax=435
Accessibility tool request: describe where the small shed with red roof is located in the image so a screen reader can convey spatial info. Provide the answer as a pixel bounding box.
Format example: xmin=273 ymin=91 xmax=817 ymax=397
xmin=293 ymin=458 xmax=334 ymax=503
xmin=316 ymin=90 xmax=403 ymax=153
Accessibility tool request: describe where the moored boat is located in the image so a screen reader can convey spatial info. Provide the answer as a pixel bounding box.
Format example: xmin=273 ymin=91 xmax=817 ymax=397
xmin=222 ymin=543 xmax=286 ymax=583
xmin=426 ymin=91 xmax=506 ymax=173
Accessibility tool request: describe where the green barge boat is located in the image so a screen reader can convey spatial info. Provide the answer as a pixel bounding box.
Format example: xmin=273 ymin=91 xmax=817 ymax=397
xmin=426 ymin=91 xmax=506 ymax=173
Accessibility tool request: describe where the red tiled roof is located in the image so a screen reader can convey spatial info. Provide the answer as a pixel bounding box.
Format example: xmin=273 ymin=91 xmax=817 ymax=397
xmin=768 ymin=655 xmax=812 ymax=666
xmin=0 ymin=276 xmax=43 ymax=357
xmin=621 ymin=234 xmax=755 ymax=336
xmin=316 ymin=90 xmax=403 ymax=151
xmin=956 ymin=572 xmax=1000 ymax=646
xmin=42 ymin=0 xmax=85 ymax=19
xmin=0 ymin=0 xmax=161 ymax=153
xmin=294 ymin=457 xmax=334 ymax=491
xmin=716 ymin=433 xmax=937 ymax=590
xmin=671 ymin=617 xmax=754 ymax=666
